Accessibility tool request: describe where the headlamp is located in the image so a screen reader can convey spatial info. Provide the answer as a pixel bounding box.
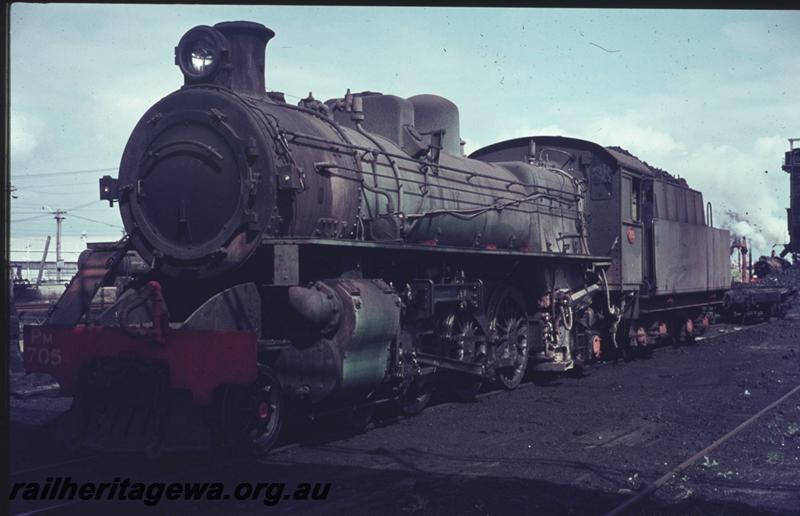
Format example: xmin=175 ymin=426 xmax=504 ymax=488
xmin=175 ymin=26 xmax=229 ymax=81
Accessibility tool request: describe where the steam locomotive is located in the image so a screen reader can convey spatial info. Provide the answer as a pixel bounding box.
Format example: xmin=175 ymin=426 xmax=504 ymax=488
xmin=22 ymin=21 xmax=734 ymax=455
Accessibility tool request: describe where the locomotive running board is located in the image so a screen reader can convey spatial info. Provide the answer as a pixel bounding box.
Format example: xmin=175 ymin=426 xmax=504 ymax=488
xmin=262 ymin=238 xmax=613 ymax=263
xmin=263 ymin=239 xmax=613 ymax=287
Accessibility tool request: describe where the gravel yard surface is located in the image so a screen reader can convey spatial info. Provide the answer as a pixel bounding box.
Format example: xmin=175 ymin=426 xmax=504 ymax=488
xmin=10 ymin=312 xmax=800 ymax=515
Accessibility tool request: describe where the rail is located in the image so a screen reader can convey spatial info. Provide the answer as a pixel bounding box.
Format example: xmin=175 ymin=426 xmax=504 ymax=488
xmin=605 ymin=381 xmax=800 ymax=516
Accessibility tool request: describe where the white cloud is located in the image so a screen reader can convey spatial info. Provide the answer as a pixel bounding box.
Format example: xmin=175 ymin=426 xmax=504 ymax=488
xmin=504 ymin=116 xmax=685 ymax=161
xmin=672 ymin=141 xmax=789 ymax=258
xmin=583 ymin=116 xmax=686 ymax=158
xmin=721 ymin=21 xmax=790 ymax=54
xmin=521 ymin=124 xmax=569 ymax=137
xmin=10 ymin=110 xmax=45 ymax=159
xmin=754 ymin=135 xmax=788 ymax=158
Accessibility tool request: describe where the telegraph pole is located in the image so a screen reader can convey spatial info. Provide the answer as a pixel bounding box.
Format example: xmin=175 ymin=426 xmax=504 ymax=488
xmin=54 ymin=209 xmax=65 ymax=282
xmin=43 ymin=206 xmax=67 ymax=283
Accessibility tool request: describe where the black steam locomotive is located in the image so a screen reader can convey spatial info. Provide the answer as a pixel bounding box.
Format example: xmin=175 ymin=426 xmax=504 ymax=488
xmin=23 ymin=21 xmax=733 ymax=455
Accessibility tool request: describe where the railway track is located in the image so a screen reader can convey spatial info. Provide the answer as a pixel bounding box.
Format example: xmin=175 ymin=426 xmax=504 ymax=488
xmin=604 ymin=382 xmax=800 ymax=516
xmin=8 ymin=318 xmax=791 ymax=515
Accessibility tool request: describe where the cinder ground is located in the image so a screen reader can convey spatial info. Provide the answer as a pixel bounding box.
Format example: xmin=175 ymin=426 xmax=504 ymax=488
xmin=9 ymin=315 xmax=800 ymax=516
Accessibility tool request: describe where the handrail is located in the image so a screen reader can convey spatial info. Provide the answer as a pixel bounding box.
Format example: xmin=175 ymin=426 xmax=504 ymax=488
xmin=706 ymin=201 xmax=713 ymax=227
xmin=284 ymin=129 xmax=575 ymax=195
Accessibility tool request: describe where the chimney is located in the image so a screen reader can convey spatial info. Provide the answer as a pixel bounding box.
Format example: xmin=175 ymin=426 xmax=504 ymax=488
xmin=213 ymin=21 xmax=274 ymax=95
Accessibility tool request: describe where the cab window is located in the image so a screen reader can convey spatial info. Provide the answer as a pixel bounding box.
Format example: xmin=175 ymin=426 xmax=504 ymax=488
xmin=631 ymin=177 xmax=641 ymax=222
xmin=591 ymin=164 xmax=613 ymax=200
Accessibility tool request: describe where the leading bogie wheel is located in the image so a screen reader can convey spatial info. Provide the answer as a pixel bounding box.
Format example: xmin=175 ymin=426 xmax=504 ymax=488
xmin=399 ymin=376 xmax=436 ymax=416
xmin=248 ymin=366 xmax=283 ymax=455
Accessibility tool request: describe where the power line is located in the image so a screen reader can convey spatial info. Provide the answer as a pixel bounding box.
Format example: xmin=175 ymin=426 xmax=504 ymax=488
xmin=65 ymin=200 xmax=101 ymax=211
xmin=68 ymin=213 xmax=124 ymax=229
xmin=11 ymin=214 xmax=52 ymax=223
xmin=13 ymin=202 xmax=111 ymax=211
xmin=12 ymin=167 xmax=117 ymax=180
xmin=15 ymin=180 xmax=101 ymax=187
xmin=14 ymin=181 xmax=99 ymax=190
xmin=14 ymin=208 xmax=111 ymax=214
xmin=13 ymin=210 xmax=122 ymax=229
xmin=10 ymin=201 xmax=101 ymax=218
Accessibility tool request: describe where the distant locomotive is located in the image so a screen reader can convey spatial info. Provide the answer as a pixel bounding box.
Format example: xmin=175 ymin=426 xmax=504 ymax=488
xmin=23 ymin=21 xmax=736 ymax=455
xmin=782 ymin=138 xmax=800 ymax=261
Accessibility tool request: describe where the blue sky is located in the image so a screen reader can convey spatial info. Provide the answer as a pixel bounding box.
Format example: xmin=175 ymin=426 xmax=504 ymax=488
xmin=9 ymin=4 xmax=800 ymax=257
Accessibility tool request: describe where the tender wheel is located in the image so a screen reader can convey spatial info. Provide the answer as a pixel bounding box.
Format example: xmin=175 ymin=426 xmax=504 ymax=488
xmin=655 ymin=321 xmax=672 ymax=346
xmin=696 ymin=315 xmax=711 ymax=337
xmin=631 ymin=325 xmax=652 ymax=358
xmin=680 ymin=317 xmax=696 ymax=345
xmin=248 ymin=366 xmax=283 ymax=455
xmin=591 ymin=334 xmax=603 ymax=361
xmin=490 ymin=287 xmax=530 ymax=390
xmin=400 ymin=376 xmax=435 ymax=416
